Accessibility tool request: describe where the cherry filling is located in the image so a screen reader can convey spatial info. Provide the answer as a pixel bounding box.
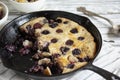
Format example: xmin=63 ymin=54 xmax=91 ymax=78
xmin=52 ymin=54 xmax=61 ymax=59
xmin=50 ymin=62 xmax=62 ymax=74
xmin=5 ymin=44 xmax=16 ymax=52
xmin=49 ymin=19 xmax=58 ymax=28
xmin=72 ymin=48 xmax=81 ymax=55
xmin=77 ymin=57 xmax=84 ymax=62
xmin=56 ymin=19 xmax=62 ymax=23
xmin=56 ymin=29 xmax=63 ymax=33
xmin=67 ymin=64 xmax=75 ymax=69
xmin=41 ymin=30 xmax=50 ymax=35
xmin=78 ymin=37 xmax=85 ymax=41
xmin=29 ymin=64 xmax=44 ymax=73
xmin=84 ymin=56 xmax=90 ymax=62
xmin=77 ymin=56 xmax=90 ymax=62
xmin=33 ymin=23 xmax=42 ymax=29
xmin=49 ymin=22 xmax=58 ymax=28
xmin=60 ymin=47 xmax=70 ymax=54
xmin=19 ymin=48 xmax=30 ymax=55
xmin=32 ymin=41 xmax=38 ymax=51
xmin=65 ymin=39 xmax=74 ymax=46
xmin=70 ymin=28 xmax=78 ymax=34
xmin=51 ymin=38 xmax=58 ymax=43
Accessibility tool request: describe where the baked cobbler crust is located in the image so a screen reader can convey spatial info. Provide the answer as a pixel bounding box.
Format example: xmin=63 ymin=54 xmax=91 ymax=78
xmin=19 ymin=17 xmax=96 ymax=75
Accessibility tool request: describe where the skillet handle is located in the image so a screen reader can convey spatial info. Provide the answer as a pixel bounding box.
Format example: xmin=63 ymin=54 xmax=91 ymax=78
xmin=84 ymin=64 xmax=120 ymax=80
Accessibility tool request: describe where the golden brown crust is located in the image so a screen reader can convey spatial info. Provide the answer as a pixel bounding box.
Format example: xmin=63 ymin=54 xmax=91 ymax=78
xmin=20 ymin=17 xmax=96 ymax=74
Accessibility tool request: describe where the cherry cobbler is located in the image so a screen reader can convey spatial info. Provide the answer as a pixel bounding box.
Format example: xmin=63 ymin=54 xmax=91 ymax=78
xmin=5 ymin=17 xmax=96 ymax=75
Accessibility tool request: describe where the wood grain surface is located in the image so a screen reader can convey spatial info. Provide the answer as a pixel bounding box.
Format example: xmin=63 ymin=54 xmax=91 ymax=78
xmin=0 ymin=0 xmax=120 ymax=80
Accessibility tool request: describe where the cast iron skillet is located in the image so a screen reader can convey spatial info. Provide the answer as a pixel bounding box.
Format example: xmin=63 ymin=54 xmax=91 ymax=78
xmin=0 ymin=11 xmax=120 ymax=80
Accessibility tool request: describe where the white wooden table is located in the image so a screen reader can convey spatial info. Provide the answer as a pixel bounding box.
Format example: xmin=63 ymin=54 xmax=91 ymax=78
xmin=0 ymin=0 xmax=120 ymax=80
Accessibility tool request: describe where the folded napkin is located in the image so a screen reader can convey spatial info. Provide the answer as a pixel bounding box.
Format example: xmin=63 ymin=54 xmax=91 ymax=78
xmin=0 ymin=42 xmax=120 ymax=80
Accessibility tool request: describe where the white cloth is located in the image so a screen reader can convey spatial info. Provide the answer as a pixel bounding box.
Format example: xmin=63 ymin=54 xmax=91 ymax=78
xmin=0 ymin=43 xmax=120 ymax=80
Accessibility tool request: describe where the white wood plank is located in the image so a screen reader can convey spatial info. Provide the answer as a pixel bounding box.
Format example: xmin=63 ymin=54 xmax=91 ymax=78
xmin=0 ymin=0 xmax=120 ymax=80
xmin=1 ymin=0 xmax=120 ymax=14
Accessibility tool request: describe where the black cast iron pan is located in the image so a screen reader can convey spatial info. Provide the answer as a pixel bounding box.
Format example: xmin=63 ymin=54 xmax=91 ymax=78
xmin=0 ymin=11 xmax=120 ymax=80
